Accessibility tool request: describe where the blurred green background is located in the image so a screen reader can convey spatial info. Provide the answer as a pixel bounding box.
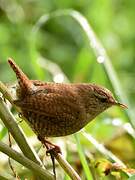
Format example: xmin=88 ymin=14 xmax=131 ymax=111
xmin=0 ymin=0 xmax=135 ymax=179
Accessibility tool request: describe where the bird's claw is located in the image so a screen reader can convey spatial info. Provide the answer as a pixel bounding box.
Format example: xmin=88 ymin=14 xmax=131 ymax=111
xmin=46 ymin=145 xmax=61 ymax=156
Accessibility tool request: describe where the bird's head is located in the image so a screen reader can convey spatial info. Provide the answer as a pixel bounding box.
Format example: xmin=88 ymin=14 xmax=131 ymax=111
xmin=91 ymin=84 xmax=127 ymax=112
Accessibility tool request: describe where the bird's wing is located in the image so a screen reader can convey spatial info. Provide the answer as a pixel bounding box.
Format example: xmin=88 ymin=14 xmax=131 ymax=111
xmin=14 ymin=90 xmax=85 ymax=121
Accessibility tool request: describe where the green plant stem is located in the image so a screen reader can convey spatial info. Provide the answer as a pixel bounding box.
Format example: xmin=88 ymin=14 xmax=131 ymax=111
xmin=0 ymin=81 xmax=15 ymax=106
xmin=0 ymin=141 xmax=54 ymax=180
xmin=74 ymin=134 xmax=93 ymax=180
xmin=0 ymin=175 xmax=9 ymax=180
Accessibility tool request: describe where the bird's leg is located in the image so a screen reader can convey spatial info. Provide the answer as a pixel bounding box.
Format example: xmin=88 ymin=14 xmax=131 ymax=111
xmin=43 ymin=141 xmax=56 ymax=179
xmin=38 ymin=136 xmax=61 ymax=154
xmin=38 ymin=136 xmax=61 ymax=179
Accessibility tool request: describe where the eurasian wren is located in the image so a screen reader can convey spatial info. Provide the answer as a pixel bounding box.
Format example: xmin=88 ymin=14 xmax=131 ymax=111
xmin=8 ymin=58 xmax=127 ymax=139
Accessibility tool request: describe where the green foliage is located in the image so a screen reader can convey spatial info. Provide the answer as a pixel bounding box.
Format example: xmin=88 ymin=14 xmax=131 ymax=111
xmin=0 ymin=0 xmax=135 ymax=179
xmin=128 ymin=175 xmax=135 ymax=180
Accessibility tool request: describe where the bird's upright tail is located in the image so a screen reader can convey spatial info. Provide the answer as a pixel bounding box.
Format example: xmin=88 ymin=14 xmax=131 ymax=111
xmin=8 ymin=58 xmax=35 ymax=96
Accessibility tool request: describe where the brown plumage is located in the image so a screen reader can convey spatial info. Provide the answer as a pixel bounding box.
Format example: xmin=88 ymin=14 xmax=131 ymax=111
xmin=8 ymin=58 xmax=127 ymax=138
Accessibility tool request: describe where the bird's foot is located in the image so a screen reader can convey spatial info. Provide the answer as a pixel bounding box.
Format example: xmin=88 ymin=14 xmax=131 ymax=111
xmin=44 ymin=139 xmax=62 ymax=155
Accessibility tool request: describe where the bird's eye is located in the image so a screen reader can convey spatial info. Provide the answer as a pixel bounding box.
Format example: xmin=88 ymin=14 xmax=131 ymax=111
xmin=100 ymin=97 xmax=107 ymax=103
xmin=94 ymin=92 xmax=108 ymax=103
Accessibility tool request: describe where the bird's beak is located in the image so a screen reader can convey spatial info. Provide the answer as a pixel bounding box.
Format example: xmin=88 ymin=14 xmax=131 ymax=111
xmin=115 ymin=102 xmax=128 ymax=109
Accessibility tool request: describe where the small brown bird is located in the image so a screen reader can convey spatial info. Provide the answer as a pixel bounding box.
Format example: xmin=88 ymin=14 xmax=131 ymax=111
xmin=8 ymin=58 xmax=126 ymax=146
